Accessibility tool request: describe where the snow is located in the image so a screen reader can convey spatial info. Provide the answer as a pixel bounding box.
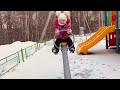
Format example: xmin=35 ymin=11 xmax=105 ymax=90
xmin=0 ymin=41 xmax=36 ymax=60
xmin=0 ymin=35 xmax=120 ymax=79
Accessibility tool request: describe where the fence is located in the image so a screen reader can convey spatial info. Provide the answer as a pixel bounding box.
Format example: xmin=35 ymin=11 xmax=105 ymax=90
xmin=0 ymin=42 xmax=46 ymax=77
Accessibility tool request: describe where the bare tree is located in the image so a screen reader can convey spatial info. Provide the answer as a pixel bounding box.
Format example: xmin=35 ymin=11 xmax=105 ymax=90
xmin=0 ymin=12 xmax=2 ymax=30
xmin=39 ymin=11 xmax=52 ymax=43
xmin=0 ymin=11 xmax=104 ymax=45
xmin=25 ymin=11 xmax=29 ymax=41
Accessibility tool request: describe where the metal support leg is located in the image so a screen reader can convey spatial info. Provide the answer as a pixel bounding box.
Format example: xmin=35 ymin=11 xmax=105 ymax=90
xmin=61 ymin=45 xmax=71 ymax=79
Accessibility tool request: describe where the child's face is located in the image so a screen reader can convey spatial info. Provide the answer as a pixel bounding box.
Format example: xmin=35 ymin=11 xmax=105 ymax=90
xmin=58 ymin=19 xmax=66 ymax=25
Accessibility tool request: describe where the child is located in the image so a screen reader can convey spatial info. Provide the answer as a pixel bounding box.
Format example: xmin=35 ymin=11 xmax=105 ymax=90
xmin=52 ymin=11 xmax=75 ymax=54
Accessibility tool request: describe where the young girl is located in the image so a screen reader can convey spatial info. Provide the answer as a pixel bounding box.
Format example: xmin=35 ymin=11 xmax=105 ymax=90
xmin=52 ymin=11 xmax=75 ymax=54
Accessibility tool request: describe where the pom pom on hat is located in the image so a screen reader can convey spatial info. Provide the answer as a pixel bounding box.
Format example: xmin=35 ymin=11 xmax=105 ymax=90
xmin=63 ymin=11 xmax=70 ymax=17
xmin=55 ymin=11 xmax=62 ymax=17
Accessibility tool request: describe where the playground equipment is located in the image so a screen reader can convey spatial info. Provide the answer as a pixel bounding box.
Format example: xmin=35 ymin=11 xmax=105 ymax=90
xmin=61 ymin=42 xmax=71 ymax=79
xmin=76 ymin=25 xmax=115 ymax=54
xmin=53 ymin=30 xmax=75 ymax=79
xmin=105 ymin=11 xmax=120 ymax=53
xmin=76 ymin=11 xmax=120 ymax=54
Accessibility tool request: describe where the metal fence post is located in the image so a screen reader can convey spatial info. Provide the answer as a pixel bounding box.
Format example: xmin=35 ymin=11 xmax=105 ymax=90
xmin=17 ymin=52 xmax=20 ymax=63
xmin=24 ymin=48 xmax=28 ymax=59
xmin=21 ymin=48 xmax=24 ymax=62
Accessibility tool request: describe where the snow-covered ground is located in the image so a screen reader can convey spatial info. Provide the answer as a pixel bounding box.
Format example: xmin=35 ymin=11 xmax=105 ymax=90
xmin=0 ymin=41 xmax=36 ymax=60
xmin=0 ymin=35 xmax=120 ymax=79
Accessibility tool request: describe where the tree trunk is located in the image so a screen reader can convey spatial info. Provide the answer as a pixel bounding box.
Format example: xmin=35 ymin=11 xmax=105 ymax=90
xmin=78 ymin=11 xmax=81 ymax=35
xmin=22 ymin=11 xmax=26 ymax=41
xmin=0 ymin=11 xmax=2 ymax=30
xmin=30 ymin=11 xmax=34 ymax=41
xmin=25 ymin=11 xmax=29 ymax=41
xmin=98 ymin=11 xmax=101 ymax=28
xmin=35 ymin=11 xmax=39 ymax=42
xmin=39 ymin=11 xmax=52 ymax=43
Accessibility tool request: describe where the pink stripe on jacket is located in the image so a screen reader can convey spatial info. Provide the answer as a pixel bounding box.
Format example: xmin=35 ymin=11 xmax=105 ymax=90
xmin=53 ymin=18 xmax=71 ymax=39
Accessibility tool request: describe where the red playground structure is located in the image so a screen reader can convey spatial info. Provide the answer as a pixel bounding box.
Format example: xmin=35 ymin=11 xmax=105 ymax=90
xmin=105 ymin=11 xmax=120 ymax=53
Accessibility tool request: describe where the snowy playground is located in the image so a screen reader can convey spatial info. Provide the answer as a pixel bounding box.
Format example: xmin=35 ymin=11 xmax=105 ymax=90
xmin=0 ymin=36 xmax=120 ymax=79
xmin=0 ymin=11 xmax=120 ymax=79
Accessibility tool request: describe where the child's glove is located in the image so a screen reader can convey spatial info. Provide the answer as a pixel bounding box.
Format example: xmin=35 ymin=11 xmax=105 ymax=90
xmin=55 ymin=29 xmax=60 ymax=36
xmin=67 ymin=29 xmax=72 ymax=34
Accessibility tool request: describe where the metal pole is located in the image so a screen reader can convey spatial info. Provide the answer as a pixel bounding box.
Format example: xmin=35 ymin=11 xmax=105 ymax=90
xmin=104 ymin=11 xmax=108 ymax=49
xmin=21 ymin=48 xmax=25 ymax=62
xmin=61 ymin=45 xmax=71 ymax=79
xmin=116 ymin=11 xmax=119 ymax=53
xmin=101 ymin=11 xmax=104 ymax=26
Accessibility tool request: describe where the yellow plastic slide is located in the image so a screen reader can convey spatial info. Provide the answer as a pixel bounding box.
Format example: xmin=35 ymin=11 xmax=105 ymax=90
xmin=76 ymin=25 xmax=116 ymax=54
xmin=78 ymin=26 xmax=107 ymax=47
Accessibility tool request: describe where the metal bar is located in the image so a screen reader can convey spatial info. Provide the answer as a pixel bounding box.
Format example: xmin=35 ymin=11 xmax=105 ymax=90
xmin=0 ymin=64 xmax=18 ymax=77
xmin=24 ymin=43 xmax=36 ymax=50
xmin=116 ymin=11 xmax=119 ymax=53
xmin=0 ymin=56 xmax=18 ymax=66
xmin=0 ymin=43 xmax=46 ymax=77
xmin=6 ymin=57 xmax=7 ymax=62
xmin=24 ymin=48 xmax=28 ymax=59
xmin=35 ymin=43 xmax=37 ymax=52
xmin=108 ymin=11 xmax=111 ymax=26
xmin=61 ymin=45 xmax=71 ymax=79
xmin=104 ymin=11 xmax=108 ymax=49
xmin=0 ymin=51 xmax=20 ymax=62
xmin=17 ymin=52 xmax=20 ymax=63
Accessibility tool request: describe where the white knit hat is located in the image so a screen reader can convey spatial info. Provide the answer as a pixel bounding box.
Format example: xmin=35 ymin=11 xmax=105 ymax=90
xmin=55 ymin=11 xmax=62 ymax=17
xmin=58 ymin=13 xmax=67 ymax=21
xmin=58 ymin=13 xmax=67 ymax=25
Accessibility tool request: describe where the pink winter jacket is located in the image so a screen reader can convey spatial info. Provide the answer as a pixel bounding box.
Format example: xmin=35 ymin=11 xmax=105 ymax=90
xmin=53 ymin=18 xmax=71 ymax=39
